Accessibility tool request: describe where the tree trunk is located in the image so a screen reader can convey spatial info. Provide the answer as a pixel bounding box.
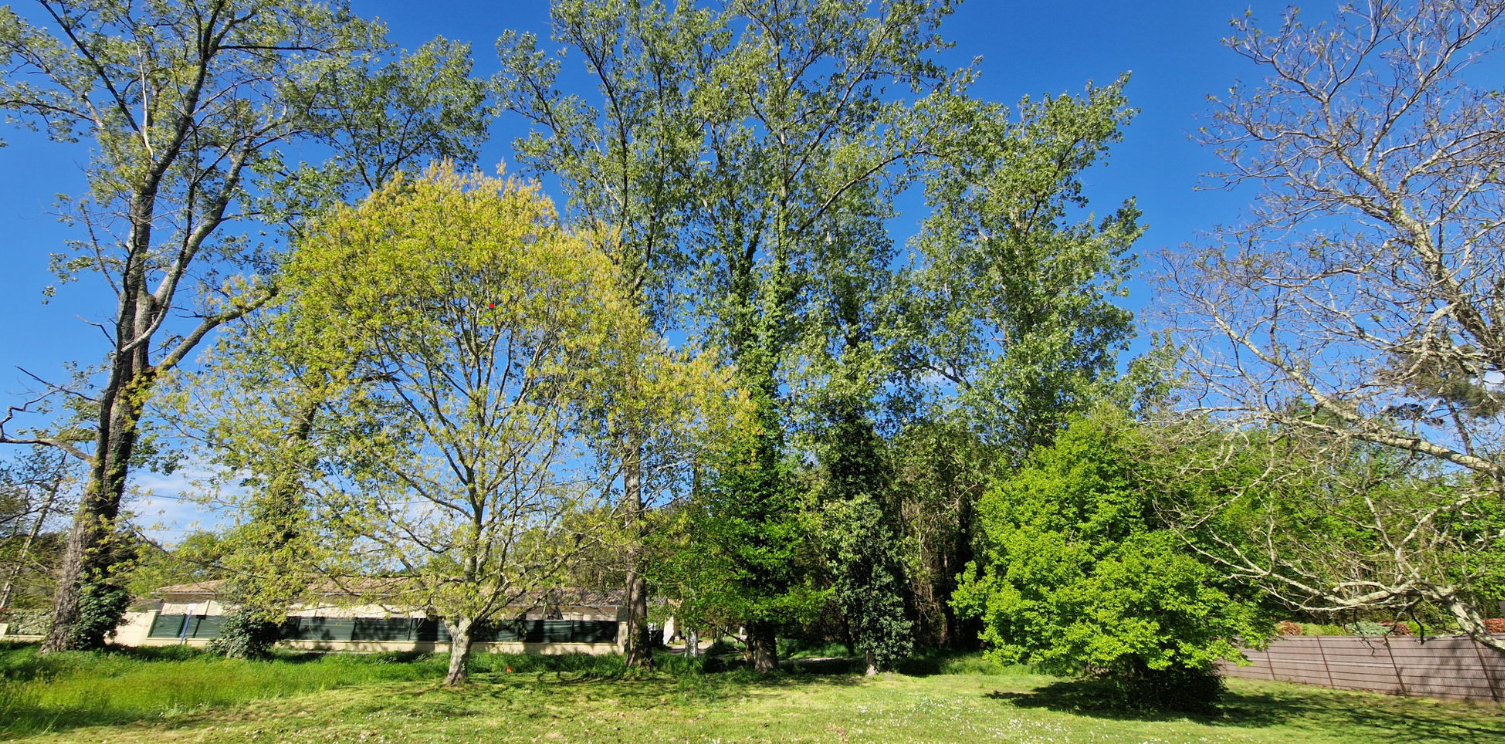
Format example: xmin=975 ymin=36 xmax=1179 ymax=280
xmin=749 ymin=621 xmax=778 ymax=673
xmin=41 ymin=189 xmax=159 ymax=654
xmin=865 ymin=648 xmax=878 ymax=677
xmin=444 ymin=618 xmax=475 ymax=686
xmin=41 ymin=359 xmax=148 ymax=653
xmin=622 ymin=433 xmax=653 ymax=668
xmin=1445 ymin=595 xmax=1505 ymax=655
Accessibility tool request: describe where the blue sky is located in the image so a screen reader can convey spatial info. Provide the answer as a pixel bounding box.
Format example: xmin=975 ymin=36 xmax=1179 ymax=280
xmin=0 ymin=0 xmax=1284 ymax=538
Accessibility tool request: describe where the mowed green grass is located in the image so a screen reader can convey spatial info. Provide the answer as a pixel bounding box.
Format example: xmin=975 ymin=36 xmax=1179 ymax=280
xmin=2 ymin=642 xmax=1501 ymax=743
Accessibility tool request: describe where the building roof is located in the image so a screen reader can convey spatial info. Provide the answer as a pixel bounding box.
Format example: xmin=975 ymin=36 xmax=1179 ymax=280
xmin=153 ymin=579 xmax=625 ymax=608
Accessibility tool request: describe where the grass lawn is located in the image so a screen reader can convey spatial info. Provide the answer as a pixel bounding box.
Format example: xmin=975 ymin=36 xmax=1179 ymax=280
xmin=2 ymin=642 xmax=1502 ymax=743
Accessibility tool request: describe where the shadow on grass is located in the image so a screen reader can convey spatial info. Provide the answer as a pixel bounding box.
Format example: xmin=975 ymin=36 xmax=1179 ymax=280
xmin=986 ymin=678 xmax=1505 ymax=743
xmin=337 ymin=655 xmax=864 ymax=726
xmin=894 ymin=649 xmax=1031 ymax=677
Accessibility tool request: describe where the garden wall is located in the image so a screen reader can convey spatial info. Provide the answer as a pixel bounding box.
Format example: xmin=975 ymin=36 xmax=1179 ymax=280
xmin=1219 ymin=634 xmax=1505 ymax=702
xmin=0 ymin=611 xmax=626 ymax=656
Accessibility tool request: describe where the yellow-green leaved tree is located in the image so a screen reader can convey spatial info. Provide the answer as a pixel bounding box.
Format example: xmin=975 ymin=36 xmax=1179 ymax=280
xmin=277 ymin=166 xmax=739 ymax=685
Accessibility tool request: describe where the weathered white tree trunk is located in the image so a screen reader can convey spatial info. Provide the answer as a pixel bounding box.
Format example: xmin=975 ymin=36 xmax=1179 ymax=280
xmin=1445 ymin=596 xmax=1505 ymax=656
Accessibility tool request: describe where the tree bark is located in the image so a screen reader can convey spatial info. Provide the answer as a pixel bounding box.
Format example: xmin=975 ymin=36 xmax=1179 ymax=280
xmin=865 ymin=648 xmax=878 ymax=677
xmin=444 ymin=618 xmax=475 ymax=686
xmin=1445 ymin=595 xmax=1505 ymax=656
xmin=749 ymin=620 xmax=778 ymax=673
xmin=41 ymin=343 xmax=149 ymax=653
xmin=622 ymin=433 xmax=653 ymax=668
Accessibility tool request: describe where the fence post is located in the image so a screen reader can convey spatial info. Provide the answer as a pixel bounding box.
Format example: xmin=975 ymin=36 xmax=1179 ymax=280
xmin=1469 ymin=635 xmax=1502 ymax=703
xmin=1384 ymin=636 xmax=1408 ymax=697
xmin=1315 ymin=636 xmax=1336 ymax=690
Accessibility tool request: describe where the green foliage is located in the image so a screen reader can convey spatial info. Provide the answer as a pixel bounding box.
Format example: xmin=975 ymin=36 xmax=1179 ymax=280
xmin=885 ymin=417 xmax=995 ymax=648
xmin=954 ymin=408 xmax=1272 ymax=707
xmin=63 ymin=526 xmax=141 ymax=650
xmin=124 ymin=532 xmax=226 ymax=600
xmin=287 ymin=167 xmax=641 ymax=644
xmin=0 ymin=446 xmax=75 ymax=611
xmin=1346 ymin=621 xmax=1392 ymax=637
xmin=495 ymin=0 xmax=716 ymax=320
xmin=824 ymin=494 xmax=913 ymax=671
xmin=1148 ymin=417 xmax=1505 ymax=635
xmin=67 ymin=582 xmax=131 ymax=651
xmin=504 ymin=0 xmax=975 ymax=669
xmin=0 ymin=609 xmax=50 ymax=635
xmin=207 ymin=608 xmax=283 ymax=661
xmin=815 ymin=402 xmax=913 ymax=671
xmin=1296 ymin=623 xmax=1350 ymax=637
xmin=672 ymin=401 xmax=828 ymax=636
xmin=267 ymin=166 xmax=736 ymax=683
xmin=1 ymin=0 xmax=492 ymax=651
xmin=905 ymin=78 xmax=1142 ymax=464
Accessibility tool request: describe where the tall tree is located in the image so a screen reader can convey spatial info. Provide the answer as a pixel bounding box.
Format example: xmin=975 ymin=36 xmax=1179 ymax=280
xmin=677 ymin=0 xmax=963 ymax=673
xmin=902 ymin=78 xmax=1141 ymax=464
xmin=815 ymin=404 xmax=914 ymax=674
xmin=802 ymin=188 xmax=915 ymax=672
xmin=1159 ymin=0 xmax=1505 ymax=641
xmin=164 ymin=37 xmax=489 ymax=658
xmin=497 ymin=0 xmax=966 ymax=671
xmin=885 ymin=79 xmax=1142 ymax=647
xmin=1149 ymin=412 xmax=1505 ymax=651
xmin=0 ymin=0 xmax=486 ymax=651
xmin=494 ymin=0 xmax=720 ymax=667
xmin=277 ymin=167 xmax=732 ymax=686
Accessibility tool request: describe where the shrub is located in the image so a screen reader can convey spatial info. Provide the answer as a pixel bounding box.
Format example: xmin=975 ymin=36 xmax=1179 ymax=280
xmin=706 ymin=638 xmax=741 ymax=656
xmin=1276 ymin=621 xmax=1302 ymax=635
xmin=1297 ymin=623 xmax=1347 ymax=636
xmin=1484 ymin=618 xmax=1505 ymax=634
xmin=0 ymin=610 xmax=51 ymax=636
xmin=1346 ymin=620 xmax=1391 ymax=636
xmin=953 ymin=408 xmax=1272 ymax=711
xmin=70 ymin=582 xmax=132 ymax=649
xmin=208 ymin=607 xmax=283 ymax=660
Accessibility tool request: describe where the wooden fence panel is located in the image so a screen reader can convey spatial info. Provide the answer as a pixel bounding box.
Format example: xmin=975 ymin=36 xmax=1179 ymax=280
xmin=1218 ymin=635 xmax=1505 ymax=702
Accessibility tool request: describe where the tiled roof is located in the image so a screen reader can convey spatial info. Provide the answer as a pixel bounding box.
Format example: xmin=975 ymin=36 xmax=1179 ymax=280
xmin=153 ymin=579 xmax=625 ymax=608
xmin=154 ymin=580 xmax=223 ymax=596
